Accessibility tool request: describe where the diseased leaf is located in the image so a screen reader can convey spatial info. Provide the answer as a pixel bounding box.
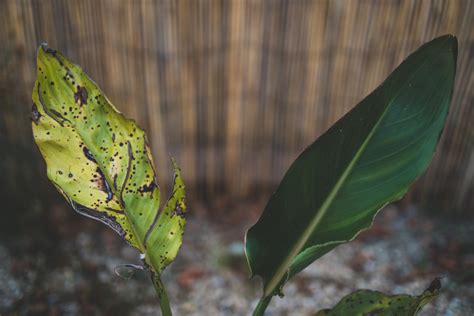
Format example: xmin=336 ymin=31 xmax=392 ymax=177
xmin=245 ymin=35 xmax=457 ymax=298
xmin=314 ymin=278 xmax=441 ymax=316
xmin=31 ymin=44 xmax=186 ymax=275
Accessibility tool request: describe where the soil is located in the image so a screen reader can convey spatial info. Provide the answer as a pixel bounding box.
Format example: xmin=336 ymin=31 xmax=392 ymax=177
xmin=1 ymin=204 xmax=473 ymax=315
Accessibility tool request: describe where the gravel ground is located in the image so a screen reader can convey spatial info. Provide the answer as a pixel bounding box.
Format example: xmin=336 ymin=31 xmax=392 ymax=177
xmin=1 ymin=205 xmax=473 ymax=315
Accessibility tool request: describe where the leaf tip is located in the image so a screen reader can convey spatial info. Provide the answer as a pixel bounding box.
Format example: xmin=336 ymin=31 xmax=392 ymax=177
xmin=39 ymin=41 xmax=49 ymax=51
xmin=37 ymin=42 xmax=55 ymax=59
xmin=170 ymin=156 xmax=179 ymax=170
xmin=446 ymin=34 xmax=458 ymax=56
xmin=436 ymin=34 xmax=458 ymax=63
xmin=449 ymin=35 xmax=458 ymax=64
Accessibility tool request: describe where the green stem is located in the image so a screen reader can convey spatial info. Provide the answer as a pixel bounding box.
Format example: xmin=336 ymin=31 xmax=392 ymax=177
xmin=253 ymin=295 xmax=273 ymax=316
xmin=151 ymin=274 xmax=172 ymax=316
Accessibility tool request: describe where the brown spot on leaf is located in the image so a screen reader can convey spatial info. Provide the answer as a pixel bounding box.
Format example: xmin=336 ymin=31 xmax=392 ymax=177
xmin=83 ymin=147 xmax=96 ymax=162
xmin=31 ymin=103 xmax=41 ymax=124
xmin=170 ymin=201 xmax=186 ymax=218
xmin=138 ymin=181 xmax=157 ymax=197
xmin=74 ymin=85 xmax=88 ymax=106
xmin=105 ymin=207 xmax=124 ymax=214
xmin=41 ymin=43 xmax=56 ymax=56
xmin=94 ymin=167 xmax=113 ymax=202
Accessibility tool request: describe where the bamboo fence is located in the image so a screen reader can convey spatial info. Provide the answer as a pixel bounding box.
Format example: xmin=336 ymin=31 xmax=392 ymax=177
xmin=0 ymin=0 xmax=472 ymax=214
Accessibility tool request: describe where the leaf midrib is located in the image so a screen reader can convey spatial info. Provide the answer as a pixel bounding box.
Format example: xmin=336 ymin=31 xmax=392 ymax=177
xmin=263 ymin=100 xmax=391 ymax=296
xmin=262 ymin=44 xmax=449 ymax=296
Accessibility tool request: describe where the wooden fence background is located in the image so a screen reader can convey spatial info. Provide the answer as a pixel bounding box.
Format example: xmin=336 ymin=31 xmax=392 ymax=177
xmin=1 ymin=0 xmax=472 ymax=215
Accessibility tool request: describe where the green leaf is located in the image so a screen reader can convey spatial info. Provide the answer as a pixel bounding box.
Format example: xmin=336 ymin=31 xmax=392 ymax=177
xmin=245 ymin=35 xmax=457 ymax=298
xmin=31 ymin=44 xmax=186 ymax=276
xmin=314 ymin=278 xmax=441 ymax=316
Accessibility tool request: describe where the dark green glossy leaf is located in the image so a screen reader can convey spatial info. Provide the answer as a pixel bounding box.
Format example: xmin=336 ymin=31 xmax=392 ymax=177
xmin=314 ymin=278 xmax=441 ymax=316
xmin=31 ymin=45 xmax=186 ymax=276
xmin=245 ymin=35 xmax=457 ymax=298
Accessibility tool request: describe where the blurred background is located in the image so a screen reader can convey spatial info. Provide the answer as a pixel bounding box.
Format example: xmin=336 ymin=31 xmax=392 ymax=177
xmin=0 ymin=0 xmax=473 ymax=315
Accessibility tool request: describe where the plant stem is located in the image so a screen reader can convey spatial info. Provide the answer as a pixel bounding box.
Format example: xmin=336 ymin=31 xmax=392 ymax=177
xmin=253 ymin=295 xmax=273 ymax=316
xmin=151 ymin=274 xmax=172 ymax=316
